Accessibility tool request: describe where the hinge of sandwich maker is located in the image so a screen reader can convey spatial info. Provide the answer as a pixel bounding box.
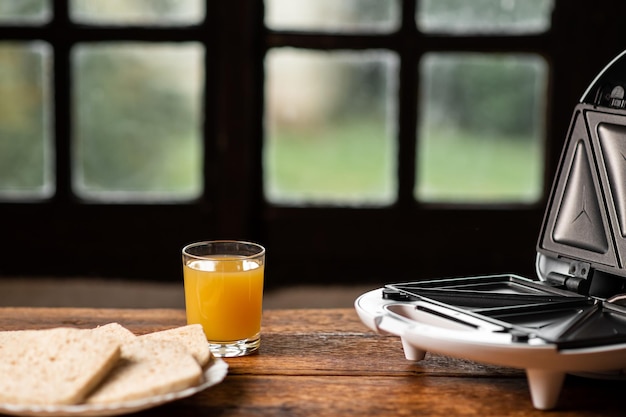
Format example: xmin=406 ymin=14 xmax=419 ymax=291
xmin=544 ymin=260 xmax=592 ymax=295
xmin=535 ymin=253 xmax=626 ymax=299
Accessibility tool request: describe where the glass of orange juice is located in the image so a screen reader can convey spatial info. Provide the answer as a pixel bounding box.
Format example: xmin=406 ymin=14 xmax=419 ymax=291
xmin=182 ymin=240 xmax=265 ymax=357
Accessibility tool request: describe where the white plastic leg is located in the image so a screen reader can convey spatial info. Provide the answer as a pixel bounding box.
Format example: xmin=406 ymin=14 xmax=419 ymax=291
xmin=401 ymin=337 xmax=426 ymax=361
xmin=525 ymin=368 xmax=565 ymax=410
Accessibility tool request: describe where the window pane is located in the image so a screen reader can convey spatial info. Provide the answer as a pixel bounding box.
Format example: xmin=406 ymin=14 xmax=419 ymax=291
xmin=417 ymin=0 xmax=554 ymax=34
xmin=265 ymin=0 xmax=400 ymax=33
xmin=265 ymin=49 xmax=398 ymax=206
xmin=416 ymin=53 xmax=546 ymax=203
xmin=0 ymin=42 xmax=52 ymax=199
xmin=0 ymin=0 xmax=50 ymax=24
xmin=73 ymin=43 xmax=203 ymax=202
xmin=70 ymin=0 xmax=204 ymax=26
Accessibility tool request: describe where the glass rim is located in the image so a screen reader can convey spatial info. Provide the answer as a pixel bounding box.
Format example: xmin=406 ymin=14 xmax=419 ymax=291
xmin=182 ymin=240 xmax=265 ymax=261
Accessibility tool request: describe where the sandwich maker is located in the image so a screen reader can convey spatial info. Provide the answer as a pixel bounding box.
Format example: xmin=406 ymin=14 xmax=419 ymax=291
xmin=355 ymin=50 xmax=626 ymax=410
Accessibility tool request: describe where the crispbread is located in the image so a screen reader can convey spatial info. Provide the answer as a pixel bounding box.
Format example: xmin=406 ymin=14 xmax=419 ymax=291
xmin=93 ymin=322 xmax=137 ymax=343
xmin=0 ymin=323 xmax=213 ymax=407
xmin=86 ymin=338 xmax=202 ymax=404
xmin=0 ymin=327 xmax=121 ymax=405
xmin=139 ymin=324 xmax=212 ymax=367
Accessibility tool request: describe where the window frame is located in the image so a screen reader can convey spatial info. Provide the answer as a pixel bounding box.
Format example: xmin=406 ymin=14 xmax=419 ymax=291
xmin=0 ymin=0 xmax=619 ymax=287
xmin=261 ymin=0 xmax=555 ymax=284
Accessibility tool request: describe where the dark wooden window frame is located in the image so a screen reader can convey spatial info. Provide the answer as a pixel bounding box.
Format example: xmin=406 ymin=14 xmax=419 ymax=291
xmin=0 ymin=0 xmax=624 ymax=288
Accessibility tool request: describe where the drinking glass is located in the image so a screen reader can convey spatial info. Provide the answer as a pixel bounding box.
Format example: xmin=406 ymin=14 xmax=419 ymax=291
xmin=182 ymin=240 xmax=265 ymax=357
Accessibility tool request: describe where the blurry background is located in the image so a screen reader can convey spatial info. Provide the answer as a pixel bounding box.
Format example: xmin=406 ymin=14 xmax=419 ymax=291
xmin=0 ymin=0 xmax=623 ymax=306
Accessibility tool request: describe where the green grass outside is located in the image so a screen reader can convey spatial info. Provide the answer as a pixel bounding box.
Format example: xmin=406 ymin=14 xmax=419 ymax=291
xmin=265 ymin=120 xmax=395 ymax=205
xmin=266 ymin=121 xmax=543 ymax=205
xmin=416 ymin=128 xmax=543 ymax=203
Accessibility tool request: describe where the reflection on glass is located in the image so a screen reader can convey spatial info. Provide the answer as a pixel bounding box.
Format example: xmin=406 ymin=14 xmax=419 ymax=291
xmin=70 ymin=0 xmax=204 ymax=25
xmin=265 ymin=48 xmax=398 ymax=206
xmin=0 ymin=42 xmax=52 ymax=199
xmin=73 ymin=43 xmax=204 ymax=201
xmin=416 ymin=53 xmax=547 ymax=203
xmin=265 ymin=0 xmax=400 ymax=33
xmin=417 ymin=0 xmax=554 ymax=34
xmin=0 ymin=0 xmax=50 ymax=24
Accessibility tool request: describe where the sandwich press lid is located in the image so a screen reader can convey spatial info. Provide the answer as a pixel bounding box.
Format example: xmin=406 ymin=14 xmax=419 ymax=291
xmin=537 ymin=50 xmax=626 ymax=296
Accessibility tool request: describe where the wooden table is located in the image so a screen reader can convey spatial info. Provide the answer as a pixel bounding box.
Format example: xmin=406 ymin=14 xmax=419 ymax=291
xmin=0 ymin=307 xmax=624 ymax=416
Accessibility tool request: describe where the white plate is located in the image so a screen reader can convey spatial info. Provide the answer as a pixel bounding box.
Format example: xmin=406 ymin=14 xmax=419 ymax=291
xmin=0 ymin=358 xmax=228 ymax=417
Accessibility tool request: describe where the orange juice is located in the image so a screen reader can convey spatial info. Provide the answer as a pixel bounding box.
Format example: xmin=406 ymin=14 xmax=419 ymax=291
xmin=183 ymin=257 xmax=264 ymax=342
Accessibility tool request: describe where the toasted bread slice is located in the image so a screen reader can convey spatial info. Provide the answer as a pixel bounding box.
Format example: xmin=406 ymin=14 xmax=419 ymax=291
xmin=0 ymin=327 xmax=121 ymax=405
xmin=86 ymin=338 xmax=202 ymax=404
xmin=139 ymin=324 xmax=212 ymax=367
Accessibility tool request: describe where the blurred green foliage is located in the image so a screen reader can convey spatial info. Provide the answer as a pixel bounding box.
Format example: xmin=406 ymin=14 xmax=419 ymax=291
xmin=73 ymin=44 xmax=202 ymax=196
xmin=421 ymin=53 xmax=546 ymax=137
xmin=0 ymin=44 xmax=48 ymax=192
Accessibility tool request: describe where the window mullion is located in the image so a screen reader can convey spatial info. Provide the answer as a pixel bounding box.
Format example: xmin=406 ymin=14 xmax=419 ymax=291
xmin=211 ymin=0 xmax=264 ymax=237
xmin=396 ymin=0 xmax=419 ymax=208
xmin=50 ymin=0 xmax=73 ymax=203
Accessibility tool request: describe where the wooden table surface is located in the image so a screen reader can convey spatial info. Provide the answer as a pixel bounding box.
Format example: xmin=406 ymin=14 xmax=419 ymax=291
xmin=0 ymin=307 xmax=624 ymax=416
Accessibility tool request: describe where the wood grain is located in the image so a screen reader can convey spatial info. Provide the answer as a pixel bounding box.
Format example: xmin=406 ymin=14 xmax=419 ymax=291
xmin=0 ymin=307 xmax=622 ymax=416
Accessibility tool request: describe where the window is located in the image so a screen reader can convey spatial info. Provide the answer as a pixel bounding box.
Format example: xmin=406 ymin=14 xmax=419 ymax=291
xmin=0 ymin=41 xmax=52 ymax=199
xmin=0 ymin=1 xmax=618 ymax=286
xmin=416 ymin=0 xmax=553 ymax=34
xmin=265 ymin=1 xmax=550 ymax=207
xmin=72 ymin=43 xmax=204 ymax=201
xmin=70 ymin=0 xmax=205 ymax=25
xmin=0 ymin=0 xmax=50 ymax=24
xmin=265 ymin=48 xmax=398 ymax=206
xmin=265 ymin=0 xmax=399 ymax=33
xmin=261 ymin=0 xmax=559 ymax=283
xmin=416 ymin=52 xmax=547 ymax=203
